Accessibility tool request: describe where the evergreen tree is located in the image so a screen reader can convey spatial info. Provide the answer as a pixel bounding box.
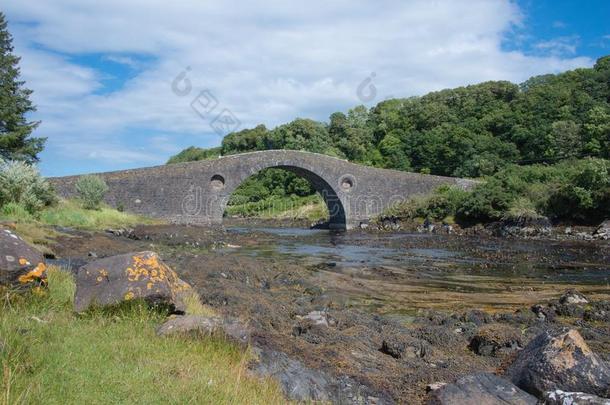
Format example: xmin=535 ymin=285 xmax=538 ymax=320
xmin=0 ymin=12 xmax=44 ymax=163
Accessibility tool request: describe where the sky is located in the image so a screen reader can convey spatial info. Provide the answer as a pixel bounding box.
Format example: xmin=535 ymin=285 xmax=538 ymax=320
xmin=3 ymin=0 xmax=609 ymax=176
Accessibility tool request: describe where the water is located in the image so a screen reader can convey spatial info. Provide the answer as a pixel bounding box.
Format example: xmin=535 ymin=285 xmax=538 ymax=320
xmin=225 ymin=226 xmax=610 ymax=312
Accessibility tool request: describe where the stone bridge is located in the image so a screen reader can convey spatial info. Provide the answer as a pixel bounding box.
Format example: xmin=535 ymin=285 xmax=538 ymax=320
xmin=49 ymin=150 xmax=476 ymax=230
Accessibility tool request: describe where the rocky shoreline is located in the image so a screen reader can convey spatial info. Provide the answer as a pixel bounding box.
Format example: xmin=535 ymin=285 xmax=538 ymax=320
xmin=2 ymin=221 xmax=609 ymax=404
xmin=373 ymin=216 xmax=610 ymax=241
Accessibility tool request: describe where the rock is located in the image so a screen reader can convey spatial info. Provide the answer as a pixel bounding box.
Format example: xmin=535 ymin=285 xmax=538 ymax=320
xmin=376 ymin=216 xmax=401 ymax=231
xmin=296 ymin=310 xmax=330 ymax=327
xmin=0 ymin=227 xmax=47 ymax=286
xmin=543 ymin=390 xmax=610 ymax=405
xmin=492 ymin=216 xmax=552 ymax=238
xmin=554 ymin=289 xmax=589 ymax=317
xmin=426 ymin=373 xmax=537 ymax=405
xmin=532 ymin=304 xmax=556 ymax=322
xmin=583 ymin=301 xmax=610 ymax=323
xmin=505 ymin=329 xmax=610 ymax=397
xmin=459 ymin=309 xmax=493 ymax=326
xmin=379 ymin=332 xmax=430 ymax=359
xmin=559 ymin=289 xmax=589 ymax=305
xmin=105 ymin=228 xmax=136 ymax=239
xmin=593 ymin=220 xmax=610 ymax=240
xmin=468 ymin=323 xmax=522 ymax=357
xmin=155 ymin=315 xmax=251 ymax=345
xmin=426 ymin=382 xmax=447 ymax=393
xmin=249 ymin=347 xmax=390 ymax=404
xmin=74 ymin=251 xmax=192 ymax=313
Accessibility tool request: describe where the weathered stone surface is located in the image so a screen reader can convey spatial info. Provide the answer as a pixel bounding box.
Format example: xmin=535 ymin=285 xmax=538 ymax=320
xmin=593 ymin=220 xmax=610 ymax=240
xmin=584 ymin=301 xmax=610 ymax=323
xmin=379 ymin=329 xmax=430 ymax=359
xmin=506 ymin=329 xmax=610 ymax=397
xmin=249 ymin=347 xmax=390 ymax=404
xmin=468 ymin=323 xmax=522 ymax=356
xmin=155 ymin=315 xmax=251 ymax=345
xmin=49 ymin=150 xmax=477 ymax=230
xmin=74 ymin=251 xmax=191 ymax=312
xmin=0 ymin=227 xmax=46 ymax=286
xmin=426 ymin=373 xmax=537 ymax=405
xmin=543 ymin=390 xmax=610 ymax=405
xmin=492 ymin=216 xmax=552 ymax=238
xmin=560 ymin=289 xmax=589 ymax=305
xmin=554 ymin=289 xmax=590 ymax=317
xmin=296 ymin=310 xmax=331 ymax=327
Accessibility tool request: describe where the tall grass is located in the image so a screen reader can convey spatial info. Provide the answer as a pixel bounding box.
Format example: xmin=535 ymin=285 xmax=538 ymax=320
xmin=39 ymin=200 xmax=159 ymax=230
xmin=0 ymin=199 xmax=159 ymax=231
xmin=226 ymin=193 xmax=328 ymax=221
xmin=0 ymin=267 xmax=285 ymax=404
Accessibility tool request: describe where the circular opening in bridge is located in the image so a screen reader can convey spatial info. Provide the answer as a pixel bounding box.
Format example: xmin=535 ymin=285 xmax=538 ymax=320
xmin=210 ymin=174 xmax=225 ymax=190
xmin=339 ymin=175 xmax=354 ymax=191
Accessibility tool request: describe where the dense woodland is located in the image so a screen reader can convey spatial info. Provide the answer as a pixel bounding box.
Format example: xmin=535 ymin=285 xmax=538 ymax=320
xmin=168 ymin=56 xmax=610 ymax=224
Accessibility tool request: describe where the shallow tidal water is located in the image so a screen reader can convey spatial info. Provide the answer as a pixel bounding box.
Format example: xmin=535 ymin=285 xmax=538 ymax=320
xmin=226 ymin=226 xmax=610 ymax=314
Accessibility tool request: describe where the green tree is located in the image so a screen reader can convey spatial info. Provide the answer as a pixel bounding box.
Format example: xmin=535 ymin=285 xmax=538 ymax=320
xmin=0 ymin=12 xmax=45 ymax=163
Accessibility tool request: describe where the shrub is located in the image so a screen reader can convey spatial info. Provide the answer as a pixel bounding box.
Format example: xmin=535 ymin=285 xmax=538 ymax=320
xmin=75 ymin=175 xmax=109 ymax=210
xmin=0 ymin=202 xmax=34 ymax=221
xmin=0 ymin=160 xmax=56 ymax=214
xmin=383 ymin=185 xmax=468 ymax=221
xmin=455 ymin=179 xmax=514 ymax=224
xmin=504 ymin=197 xmax=542 ymax=220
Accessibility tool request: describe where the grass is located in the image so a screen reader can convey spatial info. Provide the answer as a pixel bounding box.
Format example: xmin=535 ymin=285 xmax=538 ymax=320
xmin=0 ymin=267 xmax=286 ymax=405
xmin=0 ymin=200 xmax=162 ymax=254
xmin=1 ymin=200 xmax=160 ymax=231
xmin=226 ymin=193 xmax=328 ymax=222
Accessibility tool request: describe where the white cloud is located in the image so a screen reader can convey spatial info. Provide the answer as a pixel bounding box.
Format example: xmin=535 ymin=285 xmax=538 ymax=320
xmin=533 ymin=36 xmax=579 ymax=56
xmin=3 ymin=0 xmax=594 ymax=175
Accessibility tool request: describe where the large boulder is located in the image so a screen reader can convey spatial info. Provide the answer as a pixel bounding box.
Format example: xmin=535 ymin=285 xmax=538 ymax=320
xmin=426 ymin=373 xmax=537 ymax=405
xmin=155 ymin=315 xmax=251 ymax=346
xmin=505 ymin=329 xmax=610 ymax=397
xmin=74 ymin=251 xmax=192 ymax=313
xmin=0 ymin=227 xmax=46 ymax=286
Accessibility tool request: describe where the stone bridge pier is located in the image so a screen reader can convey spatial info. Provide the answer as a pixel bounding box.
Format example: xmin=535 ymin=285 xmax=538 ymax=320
xmin=50 ymin=150 xmax=476 ymax=230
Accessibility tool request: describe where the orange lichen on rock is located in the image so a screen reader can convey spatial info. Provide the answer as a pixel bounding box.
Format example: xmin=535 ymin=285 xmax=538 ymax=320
xmin=124 ymin=252 xmax=190 ymax=295
xmin=74 ymin=251 xmax=192 ymax=313
xmin=18 ymin=262 xmax=47 ymax=284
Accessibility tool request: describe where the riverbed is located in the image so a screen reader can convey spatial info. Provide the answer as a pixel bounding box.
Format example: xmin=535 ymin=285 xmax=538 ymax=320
xmin=52 ymin=223 xmax=610 ymax=403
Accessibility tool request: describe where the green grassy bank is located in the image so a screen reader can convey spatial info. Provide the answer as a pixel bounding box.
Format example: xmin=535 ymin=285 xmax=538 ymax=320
xmin=0 ymin=267 xmax=285 ymax=404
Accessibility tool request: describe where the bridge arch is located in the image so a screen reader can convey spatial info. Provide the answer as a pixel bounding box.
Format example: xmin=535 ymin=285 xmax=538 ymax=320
xmin=206 ymin=160 xmax=349 ymax=230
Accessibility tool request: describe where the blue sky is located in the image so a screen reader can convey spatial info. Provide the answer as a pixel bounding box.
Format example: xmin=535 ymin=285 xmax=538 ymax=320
xmin=3 ymin=0 xmax=608 ymax=176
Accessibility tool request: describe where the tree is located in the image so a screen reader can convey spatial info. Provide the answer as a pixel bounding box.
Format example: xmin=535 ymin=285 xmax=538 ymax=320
xmin=0 ymin=12 xmax=44 ymax=163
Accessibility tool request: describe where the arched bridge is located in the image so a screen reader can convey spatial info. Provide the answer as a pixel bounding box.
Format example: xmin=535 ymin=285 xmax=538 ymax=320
xmin=50 ymin=150 xmax=477 ymax=230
